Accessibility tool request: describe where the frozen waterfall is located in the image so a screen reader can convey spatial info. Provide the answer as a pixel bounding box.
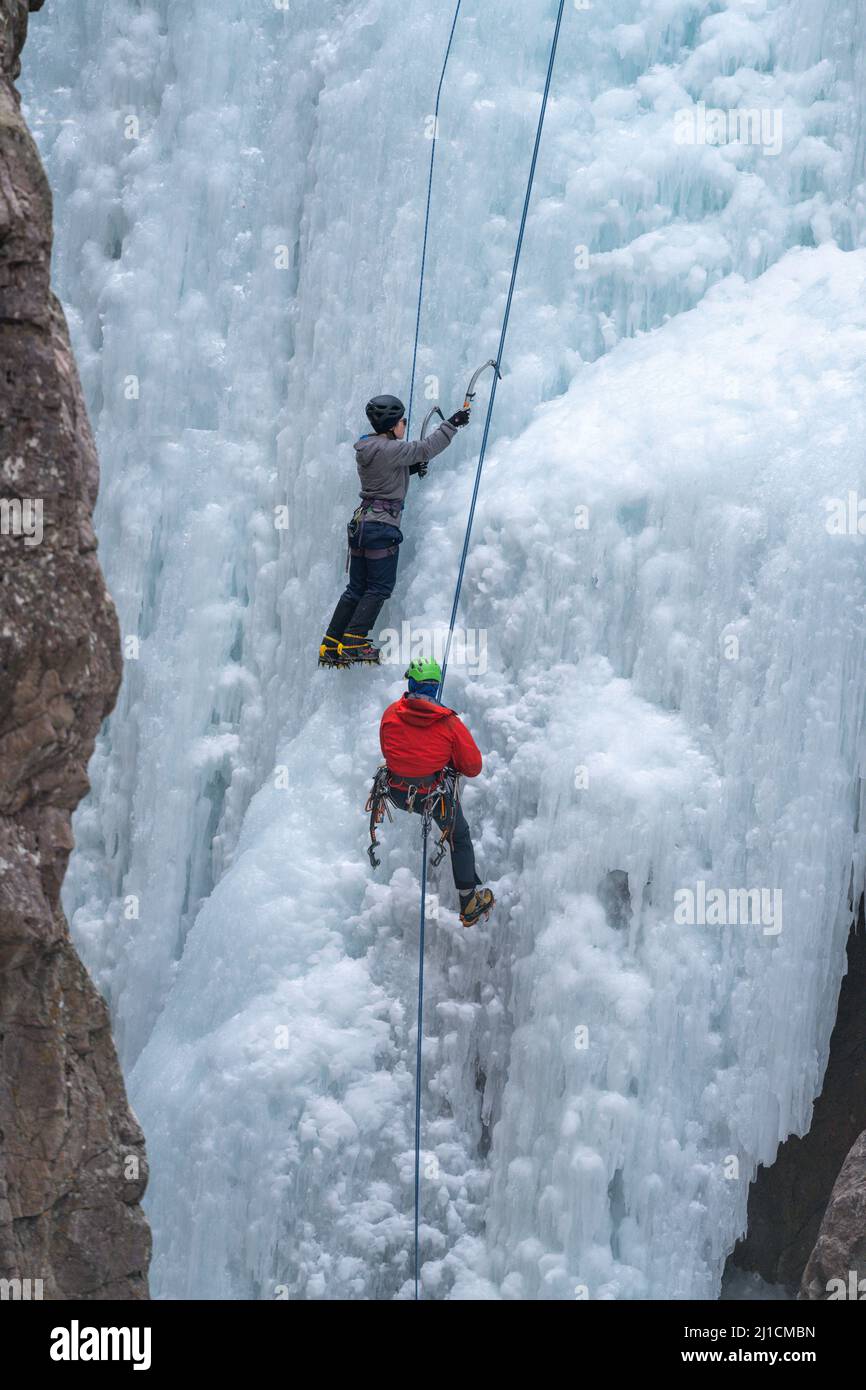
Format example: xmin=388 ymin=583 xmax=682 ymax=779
xmin=23 ymin=0 xmax=866 ymax=1298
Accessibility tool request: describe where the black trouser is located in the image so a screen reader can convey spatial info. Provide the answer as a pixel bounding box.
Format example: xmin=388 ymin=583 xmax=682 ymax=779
xmin=388 ymin=783 xmax=481 ymax=893
xmin=325 ymin=520 xmax=401 ymax=640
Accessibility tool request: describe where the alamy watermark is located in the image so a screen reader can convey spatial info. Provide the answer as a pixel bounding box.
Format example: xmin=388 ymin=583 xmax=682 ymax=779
xmin=825 ymin=492 xmax=866 ymax=535
xmin=674 ymin=102 xmax=783 ymax=157
xmin=0 ymin=1277 xmax=43 ymax=1300
xmin=377 ymin=620 xmax=488 ymax=676
xmin=0 ymin=497 xmax=43 ymax=546
xmin=674 ymin=880 xmax=782 ymax=936
xmin=50 ymin=1321 xmax=151 ymax=1370
xmin=826 ymin=1270 xmax=866 ymax=1300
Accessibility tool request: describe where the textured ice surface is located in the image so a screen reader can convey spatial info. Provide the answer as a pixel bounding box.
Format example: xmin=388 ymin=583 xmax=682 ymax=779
xmin=23 ymin=0 xmax=866 ymax=1298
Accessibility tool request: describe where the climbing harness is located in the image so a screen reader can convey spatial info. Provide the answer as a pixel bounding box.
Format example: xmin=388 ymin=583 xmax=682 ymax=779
xmin=366 ymin=765 xmax=460 ymax=871
xmin=345 ymin=498 xmax=403 ymax=570
xmin=400 ymin=0 xmax=567 ymax=1301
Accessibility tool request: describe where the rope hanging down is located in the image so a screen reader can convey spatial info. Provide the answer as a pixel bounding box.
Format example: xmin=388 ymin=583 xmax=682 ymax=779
xmin=409 ymin=1 xmax=462 ymax=1305
xmin=406 ymin=1 xmax=463 ymax=435
xmin=413 ymin=0 xmax=568 ymax=1301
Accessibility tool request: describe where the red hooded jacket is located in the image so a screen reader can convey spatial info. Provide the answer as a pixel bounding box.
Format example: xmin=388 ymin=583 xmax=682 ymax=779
xmin=380 ymin=695 xmax=482 ymax=780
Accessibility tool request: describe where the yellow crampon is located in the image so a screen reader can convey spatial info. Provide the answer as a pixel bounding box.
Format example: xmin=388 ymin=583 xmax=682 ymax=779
xmin=459 ymin=888 xmax=495 ymax=929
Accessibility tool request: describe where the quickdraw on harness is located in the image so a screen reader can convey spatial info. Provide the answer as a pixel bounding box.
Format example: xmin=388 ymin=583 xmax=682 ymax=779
xmin=366 ymin=765 xmax=461 ymax=871
xmin=365 ymin=765 xmax=393 ymax=868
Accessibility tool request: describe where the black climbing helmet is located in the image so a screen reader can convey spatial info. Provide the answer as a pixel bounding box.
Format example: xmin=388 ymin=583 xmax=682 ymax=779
xmin=366 ymin=394 xmax=405 ymax=435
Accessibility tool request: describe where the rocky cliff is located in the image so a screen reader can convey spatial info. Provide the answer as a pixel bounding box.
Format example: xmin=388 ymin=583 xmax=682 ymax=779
xmin=800 ymin=1128 xmax=866 ymax=1300
xmin=728 ymin=909 xmax=866 ymax=1298
xmin=0 ymin=0 xmax=150 ymax=1299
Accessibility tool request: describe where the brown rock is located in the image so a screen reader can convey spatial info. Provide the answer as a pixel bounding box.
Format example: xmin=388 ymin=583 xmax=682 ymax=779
xmin=727 ymin=909 xmax=866 ymax=1290
xmin=800 ymin=1130 xmax=866 ymax=1300
xmin=0 ymin=0 xmax=150 ymax=1298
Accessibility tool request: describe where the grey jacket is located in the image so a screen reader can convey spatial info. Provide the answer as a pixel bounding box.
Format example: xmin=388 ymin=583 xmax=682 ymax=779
xmin=354 ymin=420 xmax=457 ymax=505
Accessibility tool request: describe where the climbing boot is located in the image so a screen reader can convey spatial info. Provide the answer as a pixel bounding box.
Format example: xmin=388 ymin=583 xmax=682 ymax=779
xmin=459 ymin=888 xmax=495 ymax=928
xmin=318 ymin=635 xmax=350 ymax=669
xmin=339 ymin=634 xmax=381 ymax=665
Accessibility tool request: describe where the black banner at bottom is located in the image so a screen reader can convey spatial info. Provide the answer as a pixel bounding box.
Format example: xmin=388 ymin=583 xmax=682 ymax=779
xmin=3 ymin=1293 xmax=859 ymax=1376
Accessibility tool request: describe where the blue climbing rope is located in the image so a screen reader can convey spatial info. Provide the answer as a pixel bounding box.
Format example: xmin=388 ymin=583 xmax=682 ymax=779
xmin=410 ymin=4 xmax=462 ymax=1303
xmin=406 ymin=2 xmax=463 ymax=435
xmin=438 ymin=0 xmax=567 ymax=698
xmin=413 ymin=818 xmax=431 ymax=1299
xmin=413 ymin=0 xmax=567 ymax=1301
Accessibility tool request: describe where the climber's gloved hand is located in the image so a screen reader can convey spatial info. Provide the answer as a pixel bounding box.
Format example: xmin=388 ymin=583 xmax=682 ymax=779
xmin=409 ymin=460 xmax=428 ymax=477
xmin=448 ymin=408 xmax=471 ymax=429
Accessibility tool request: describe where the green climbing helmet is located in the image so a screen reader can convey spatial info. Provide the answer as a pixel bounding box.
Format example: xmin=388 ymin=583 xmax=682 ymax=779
xmin=404 ymin=657 xmax=442 ymax=684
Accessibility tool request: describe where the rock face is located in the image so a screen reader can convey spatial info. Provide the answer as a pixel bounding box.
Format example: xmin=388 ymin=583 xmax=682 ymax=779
xmin=729 ymin=911 xmax=866 ymax=1293
xmin=800 ymin=1129 xmax=866 ymax=1300
xmin=0 ymin=0 xmax=150 ymax=1298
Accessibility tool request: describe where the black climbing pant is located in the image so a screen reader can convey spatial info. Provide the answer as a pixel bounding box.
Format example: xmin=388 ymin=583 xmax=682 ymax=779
xmin=326 ymin=521 xmax=401 ymax=640
xmin=388 ymin=784 xmax=481 ymax=893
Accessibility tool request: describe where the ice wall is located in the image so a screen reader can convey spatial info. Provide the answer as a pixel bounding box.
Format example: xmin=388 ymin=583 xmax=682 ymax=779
xmin=23 ymin=0 xmax=866 ymax=1298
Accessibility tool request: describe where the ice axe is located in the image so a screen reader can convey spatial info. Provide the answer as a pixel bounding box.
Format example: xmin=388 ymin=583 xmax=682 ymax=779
xmin=420 ymin=405 xmax=445 ymax=441
xmin=419 ymin=359 xmax=502 ymax=439
xmin=462 ymin=357 xmax=501 ymax=411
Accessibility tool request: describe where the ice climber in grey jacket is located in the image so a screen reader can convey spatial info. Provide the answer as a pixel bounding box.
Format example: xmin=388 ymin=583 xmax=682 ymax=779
xmin=318 ymin=393 xmax=471 ymax=667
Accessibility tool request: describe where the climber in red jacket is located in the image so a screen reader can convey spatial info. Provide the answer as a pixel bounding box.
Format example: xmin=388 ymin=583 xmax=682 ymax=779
xmin=377 ymin=658 xmax=495 ymax=928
